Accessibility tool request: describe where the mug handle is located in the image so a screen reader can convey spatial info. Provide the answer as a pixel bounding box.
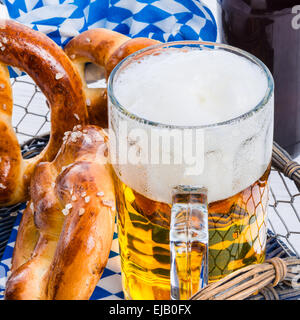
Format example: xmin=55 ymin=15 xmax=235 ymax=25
xmin=170 ymin=185 xmax=209 ymax=300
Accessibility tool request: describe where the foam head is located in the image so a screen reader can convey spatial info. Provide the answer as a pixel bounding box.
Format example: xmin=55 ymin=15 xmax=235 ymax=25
xmin=109 ymin=45 xmax=274 ymax=204
xmin=114 ymin=49 xmax=269 ymax=126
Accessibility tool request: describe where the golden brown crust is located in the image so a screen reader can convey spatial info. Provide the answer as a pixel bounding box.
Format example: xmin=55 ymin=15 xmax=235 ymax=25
xmin=47 ymin=162 xmax=115 ymax=299
xmin=5 ymin=125 xmax=116 ymax=300
xmin=106 ymin=37 xmax=160 ymax=75
xmin=65 ymin=29 xmax=160 ymax=127
xmin=65 ymin=28 xmax=129 ymax=68
xmin=10 ymin=204 xmax=39 ymax=272
xmin=65 ymin=29 xmax=129 ymax=127
xmin=0 ymin=19 xmax=88 ymax=206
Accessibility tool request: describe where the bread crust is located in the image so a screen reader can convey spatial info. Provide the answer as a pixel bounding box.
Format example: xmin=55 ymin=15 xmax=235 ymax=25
xmin=65 ymin=29 xmax=159 ymax=127
xmin=0 ymin=19 xmax=88 ymax=206
xmin=5 ymin=126 xmax=116 ymax=300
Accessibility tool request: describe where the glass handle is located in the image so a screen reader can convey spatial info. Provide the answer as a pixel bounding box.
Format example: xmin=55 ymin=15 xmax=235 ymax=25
xmin=170 ymin=185 xmax=208 ymax=300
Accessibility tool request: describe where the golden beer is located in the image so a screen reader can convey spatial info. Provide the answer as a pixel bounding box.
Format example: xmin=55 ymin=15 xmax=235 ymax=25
xmin=108 ymin=42 xmax=274 ymax=300
xmin=115 ymin=166 xmax=270 ymax=300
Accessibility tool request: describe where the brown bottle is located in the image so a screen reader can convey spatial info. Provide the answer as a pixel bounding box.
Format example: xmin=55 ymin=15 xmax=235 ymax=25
xmin=218 ymin=0 xmax=300 ymax=157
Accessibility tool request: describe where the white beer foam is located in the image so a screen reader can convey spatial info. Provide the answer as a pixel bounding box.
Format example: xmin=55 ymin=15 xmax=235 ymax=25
xmin=110 ymin=48 xmax=273 ymax=204
xmin=114 ymin=49 xmax=268 ymax=126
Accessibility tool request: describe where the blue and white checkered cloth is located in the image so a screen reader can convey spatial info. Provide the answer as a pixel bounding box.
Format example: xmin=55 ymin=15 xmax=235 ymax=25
xmin=0 ymin=0 xmax=217 ymax=299
xmin=3 ymin=0 xmax=217 ymax=77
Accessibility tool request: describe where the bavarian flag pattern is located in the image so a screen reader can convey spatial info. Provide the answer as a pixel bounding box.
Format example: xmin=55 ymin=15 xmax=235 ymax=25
xmin=0 ymin=0 xmax=217 ymax=300
xmin=3 ymin=0 xmax=217 ymax=77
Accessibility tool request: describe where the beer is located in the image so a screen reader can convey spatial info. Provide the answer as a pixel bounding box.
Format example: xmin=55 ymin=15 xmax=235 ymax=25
xmin=115 ymin=166 xmax=270 ymax=300
xmin=108 ymin=43 xmax=274 ymax=299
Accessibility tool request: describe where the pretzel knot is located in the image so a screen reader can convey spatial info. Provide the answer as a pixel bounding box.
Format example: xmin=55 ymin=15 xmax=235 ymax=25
xmin=64 ymin=28 xmax=160 ymax=128
xmin=5 ymin=125 xmax=116 ymax=300
xmin=0 ymin=20 xmax=88 ymax=206
xmin=267 ymin=257 xmax=288 ymax=287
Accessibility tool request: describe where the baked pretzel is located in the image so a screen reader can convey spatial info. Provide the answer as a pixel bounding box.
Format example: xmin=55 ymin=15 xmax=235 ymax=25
xmin=64 ymin=28 xmax=159 ymax=127
xmin=5 ymin=125 xmax=116 ymax=300
xmin=0 ymin=20 xmax=88 ymax=206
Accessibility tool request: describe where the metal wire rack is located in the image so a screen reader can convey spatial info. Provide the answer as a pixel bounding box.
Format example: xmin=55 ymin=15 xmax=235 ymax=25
xmin=268 ymin=168 xmax=300 ymax=258
xmin=10 ymin=74 xmax=50 ymax=145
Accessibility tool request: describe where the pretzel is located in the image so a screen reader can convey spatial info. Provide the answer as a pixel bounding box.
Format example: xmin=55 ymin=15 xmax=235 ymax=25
xmin=5 ymin=125 xmax=116 ymax=300
xmin=64 ymin=28 xmax=160 ymax=127
xmin=0 ymin=20 xmax=88 ymax=206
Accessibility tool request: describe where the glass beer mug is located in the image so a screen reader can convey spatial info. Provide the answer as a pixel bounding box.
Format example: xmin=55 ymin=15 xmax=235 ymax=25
xmin=107 ymin=42 xmax=274 ymax=300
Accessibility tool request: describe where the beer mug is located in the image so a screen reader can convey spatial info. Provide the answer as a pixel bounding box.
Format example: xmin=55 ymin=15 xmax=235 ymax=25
xmin=107 ymin=42 xmax=274 ymax=300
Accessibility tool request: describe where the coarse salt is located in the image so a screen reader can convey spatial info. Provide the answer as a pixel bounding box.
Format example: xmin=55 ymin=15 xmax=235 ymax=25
xmin=65 ymin=203 xmax=72 ymax=210
xmin=62 ymin=208 xmax=69 ymax=216
xmin=73 ymin=124 xmax=82 ymax=131
xmin=55 ymin=73 xmax=64 ymax=80
xmin=71 ymin=132 xmax=78 ymax=142
xmin=85 ymin=136 xmax=92 ymax=144
xmin=102 ymin=200 xmax=115 ymax=211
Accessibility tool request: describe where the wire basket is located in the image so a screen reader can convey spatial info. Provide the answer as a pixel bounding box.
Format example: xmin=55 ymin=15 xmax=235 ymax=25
xmin=9 ymin=75 xmax=50 ymax=144
xmin=0 ymin=75 xmax=300 ymax=300
xmin=269 ymin=145 xmax=300 ymax=258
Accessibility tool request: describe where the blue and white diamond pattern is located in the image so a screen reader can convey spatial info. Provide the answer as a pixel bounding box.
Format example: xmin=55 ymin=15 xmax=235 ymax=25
xmin=3 ymin=0 xmax=217 ymax=45
xmin=0 ymin=210 xmax=124 ymax=300
xmin=4 ymin=0 xmax=217 ymax=77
